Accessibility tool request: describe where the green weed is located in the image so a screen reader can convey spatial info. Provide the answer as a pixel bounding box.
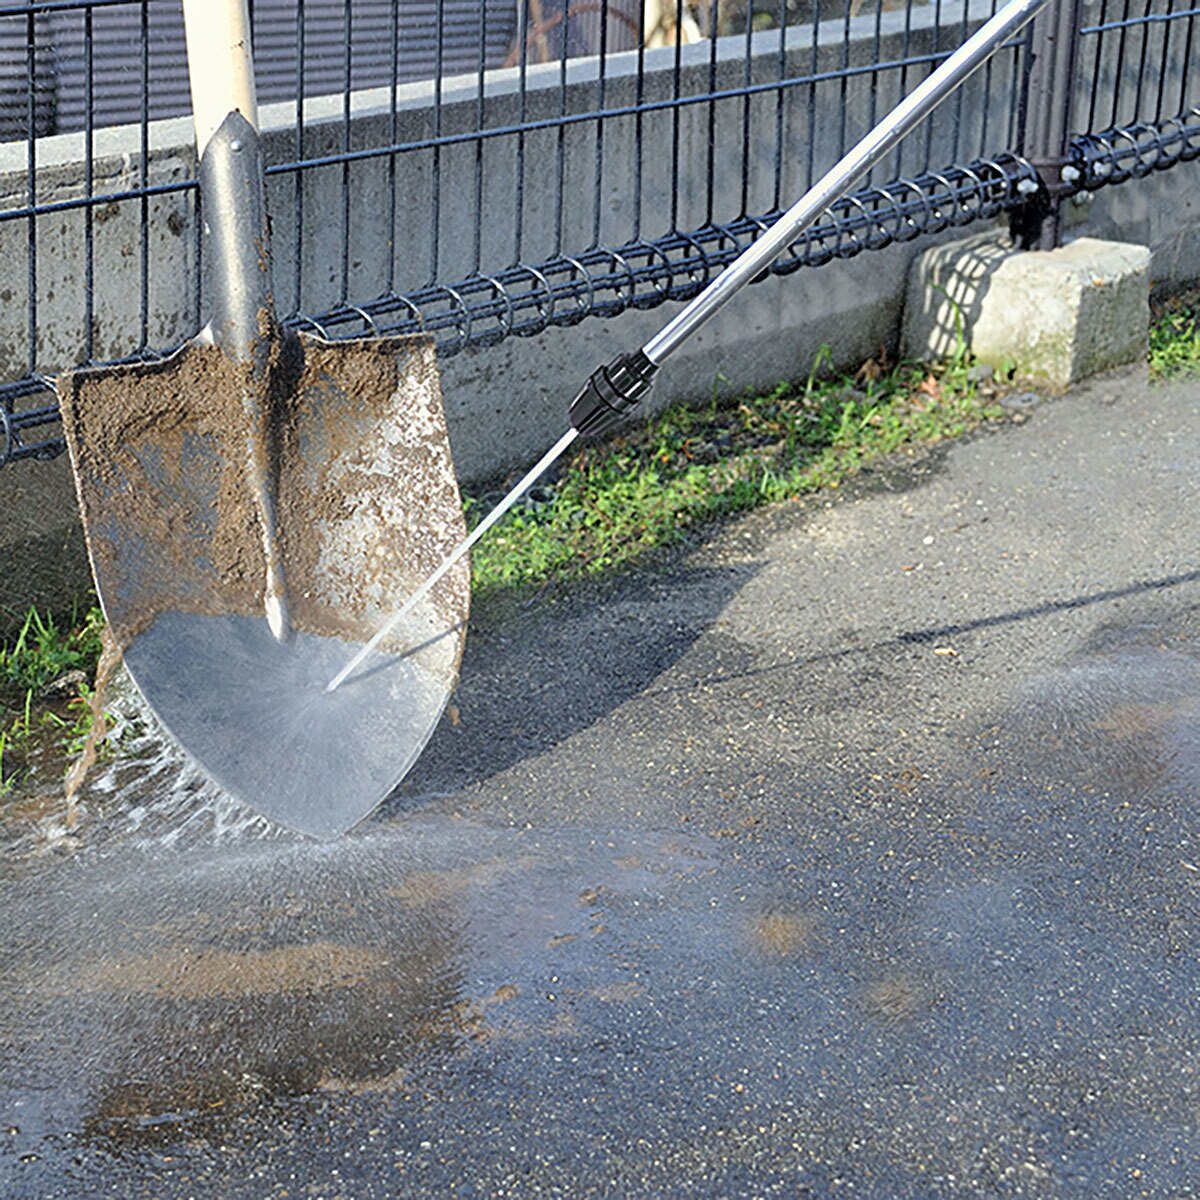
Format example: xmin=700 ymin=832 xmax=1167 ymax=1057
xmin=0 ymin=727 xmax=11 ymax=795
xmin=1 ymin=605 xmax=105 ymax=693
xmin=1149 ymin=286 xmax=1200 ymax=379
xmin=466 ymin=347 xmax=1006 ymax=602
xmin=0 ymin=604 xmax=107 ymax=793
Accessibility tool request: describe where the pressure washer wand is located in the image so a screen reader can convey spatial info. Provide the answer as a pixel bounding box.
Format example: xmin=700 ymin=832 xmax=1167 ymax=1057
xmin=327 ymin=0 xmax=1048 ymax=692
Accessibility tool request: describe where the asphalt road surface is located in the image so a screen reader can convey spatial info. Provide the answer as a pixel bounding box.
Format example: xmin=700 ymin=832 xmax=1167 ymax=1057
xmin=2 ymin=367 xmax=1198 ymax=1197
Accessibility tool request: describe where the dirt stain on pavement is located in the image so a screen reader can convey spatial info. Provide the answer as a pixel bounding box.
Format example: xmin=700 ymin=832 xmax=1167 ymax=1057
xmin=747 ymin=908 xmax=818 ymax=958
xmin=864 ymin=973 xmax=932 ymax=1025
xmin=69 ymin=941 xmax=387 ymax=1000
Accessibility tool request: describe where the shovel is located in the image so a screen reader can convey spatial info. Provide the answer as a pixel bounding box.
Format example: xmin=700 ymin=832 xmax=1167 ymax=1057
xmin=57 ymin=0 xmax=469 ymax=839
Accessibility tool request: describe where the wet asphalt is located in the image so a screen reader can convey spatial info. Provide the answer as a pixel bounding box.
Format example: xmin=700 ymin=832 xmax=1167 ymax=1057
xmin=2 ymin=367 xmax=1198 ymax=1198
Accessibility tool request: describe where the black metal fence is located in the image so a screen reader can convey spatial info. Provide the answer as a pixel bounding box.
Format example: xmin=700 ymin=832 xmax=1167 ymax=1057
xmin=0 ymin=0 xmax=1196 ymax=469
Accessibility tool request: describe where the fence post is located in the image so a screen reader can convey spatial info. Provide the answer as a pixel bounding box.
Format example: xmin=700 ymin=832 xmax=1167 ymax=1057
xmin=1012 ymin=0 xmax=1083 ymax=250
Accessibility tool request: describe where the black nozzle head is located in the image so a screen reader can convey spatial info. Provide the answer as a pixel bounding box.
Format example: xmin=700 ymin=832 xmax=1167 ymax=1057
xmin=568 ymin=350 xmax=658 ymax=440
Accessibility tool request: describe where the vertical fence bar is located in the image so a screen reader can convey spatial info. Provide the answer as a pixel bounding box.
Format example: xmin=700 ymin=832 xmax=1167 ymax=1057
xmin=25 ymin=10 xmax=38 ymax=376
xmin=428 ymin=0 xmax=445 ymax=284
xmin=704 ymin=0 xmax=719 ymax=228
xmin=472 ymin=0 xmax=486 ymax=274
xmin=866 ymin=0 xmax=883 ymax=185
xmin=553 ymin=1 xmax=570 ymax=255
xmin=291 ymin=0 xmax=306 ymax=315
xmin=739 ymin=0 xmax=753 ymax=215
xmin=949 ymin=0 xmax=970 ymax=166
xmin=669 ymin=0 xmax=684 ymax=236
xmin=193 ymin=150 xmax=203 ymax=335
xmin=1005 ymin=6 xmax=1023 ymax=152
xmin=1151 ymin=0 xmax=1171 ymax=125
xmin=138 ymin=0 xmax=150 ymax=352
xmin=1084 ymin=0 xmax=1105 ymax=137
xmin=513 ymin=0 xmax=530 ymax=265
xmin=590 ymin=0 xmax=609 ymax=248
xmin=83 ymin=4 xmax=95 ymax=363
xmin=804 ymin=0 xmax=818 ymax=189
xmin=1015 ymin=0 xmax=1083 ymax=250
xmin=837 ymin=1 xmax=850 ymax=161
xmin=900 ymin=0 xmax=918 ymax=178
xmin=1130 ymin=0 xmax=1151 ymax=121
xmin=1108 ymin=0 xmax=1132 ymax=128
xmin=1177 ymin=0 xmax=1196 ymax=120
xmin=386 ymin=0 xmax=399 ymax=294
xmin=632 ymin=0 xmax=646 ymax=242
xmin=922 ymin=0 xmax=946 ymax=172
xmin=340 ymin=0 xmax=352 ymax=303
xmin=772 ymin=0 xmax=786 ymax=212
xmin=978 ymin=0 xmax=1003 ymax=157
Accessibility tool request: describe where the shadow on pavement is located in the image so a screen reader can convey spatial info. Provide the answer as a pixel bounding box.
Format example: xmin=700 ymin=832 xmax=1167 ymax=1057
xmin=385 ymin=559 xmax=762 ymax=803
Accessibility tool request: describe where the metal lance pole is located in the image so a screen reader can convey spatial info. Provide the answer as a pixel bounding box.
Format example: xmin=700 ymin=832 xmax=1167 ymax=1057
xmin=329 ymin=0 xmax=1051 ymax=691
xmin=1013 ymin=0 xmax=1084 ymax=250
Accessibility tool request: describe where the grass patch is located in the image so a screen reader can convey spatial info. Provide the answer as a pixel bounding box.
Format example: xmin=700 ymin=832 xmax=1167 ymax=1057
xmin=1149 ymin=285 xmax=1200 ymax=379
xmin=0 ymin=605 xmax=106 ymax=793
xmin=466 ymin=345 xmax=1008 ymax=602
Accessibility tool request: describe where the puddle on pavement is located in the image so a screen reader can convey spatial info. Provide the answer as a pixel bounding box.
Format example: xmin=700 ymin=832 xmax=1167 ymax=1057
xmin=0 ymin=811 xmax=725 ymax=1146
xmin=0 ymin=684 xmax=853 ymax=1186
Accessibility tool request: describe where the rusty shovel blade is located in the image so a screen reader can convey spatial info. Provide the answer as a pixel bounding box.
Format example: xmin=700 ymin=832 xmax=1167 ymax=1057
xmin=58 ymin=332 xmax=469 ymax=839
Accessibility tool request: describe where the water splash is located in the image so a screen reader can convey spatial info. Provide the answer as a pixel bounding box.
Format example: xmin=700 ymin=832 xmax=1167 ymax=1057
xmin=2 ymin=666 xmax=286 ymax=861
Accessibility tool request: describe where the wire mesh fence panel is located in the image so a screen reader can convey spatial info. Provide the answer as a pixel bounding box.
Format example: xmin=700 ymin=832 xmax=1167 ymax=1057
xmin=0 ymin=0 xmax=1194 ymax=468
xmin=1073 ymin=0 xmax=1200 ymax=188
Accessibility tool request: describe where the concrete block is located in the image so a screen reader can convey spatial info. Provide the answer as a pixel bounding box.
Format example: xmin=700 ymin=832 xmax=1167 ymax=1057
xmin=902 ymin=230 xmax=1151 ymax=390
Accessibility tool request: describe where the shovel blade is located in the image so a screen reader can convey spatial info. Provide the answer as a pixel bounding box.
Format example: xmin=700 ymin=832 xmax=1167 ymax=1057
xmin=59 ymin=333 xmax=469 ymax=838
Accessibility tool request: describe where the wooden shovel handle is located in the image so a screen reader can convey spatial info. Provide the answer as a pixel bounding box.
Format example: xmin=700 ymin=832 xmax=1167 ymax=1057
xmin=182 ymin=0 xmax=259 ymax=157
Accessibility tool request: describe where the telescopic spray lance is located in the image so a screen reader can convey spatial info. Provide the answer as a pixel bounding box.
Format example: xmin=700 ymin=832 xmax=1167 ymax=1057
xmin=327 ymin=0 xmax=1050 ymax=693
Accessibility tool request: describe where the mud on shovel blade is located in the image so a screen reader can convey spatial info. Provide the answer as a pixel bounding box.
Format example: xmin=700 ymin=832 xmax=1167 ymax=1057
xmin=56 ymin=0 xmax=469 ymax=839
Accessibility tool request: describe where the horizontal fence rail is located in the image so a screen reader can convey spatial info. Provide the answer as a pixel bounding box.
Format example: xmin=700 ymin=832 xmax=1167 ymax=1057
xmin=288 ymin=154 xmax=1040 ymax=349
xmin=0 ymin=0 xmax=1196 ymax=469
